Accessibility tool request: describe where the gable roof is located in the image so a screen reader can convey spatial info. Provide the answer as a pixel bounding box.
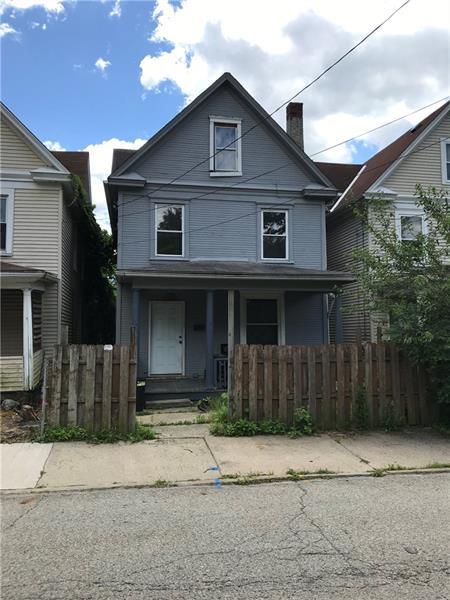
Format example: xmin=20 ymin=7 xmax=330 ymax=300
xmin=0 ymin=102 xmax=71 ymax=176
xmin=331 ymin=100 xmax=450 ymax=212
xmin=315 ymin=161 xmax=362 ymax=193
xmin=52 ymin=150 xmax=92 ymax=202
xmin=111 ymin=148 xmax=135 ymax=174
xmin=109 ymin=72 xmax=334 ymax=188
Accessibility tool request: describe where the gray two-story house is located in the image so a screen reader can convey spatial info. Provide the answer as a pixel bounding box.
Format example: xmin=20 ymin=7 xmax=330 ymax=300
xmin=106 ymin=73 xmax=352 ymax=400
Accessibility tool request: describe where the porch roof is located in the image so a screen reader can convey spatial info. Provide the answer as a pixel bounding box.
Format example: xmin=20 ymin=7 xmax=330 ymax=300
xmin=118 ymin=260 xmax=354 ymax=291
xmin=0 ymin=261 xmax=58 ymax=288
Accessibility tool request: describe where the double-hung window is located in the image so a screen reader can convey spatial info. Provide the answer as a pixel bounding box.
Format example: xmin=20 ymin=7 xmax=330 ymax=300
xmin=396 ymin=211 xmax=425 ymax=242
xmin=155 ymin=204 xmax=184 ymax=257
xmin=261 ymin=210 xmax=288 ymax=260
xmin=209 ymin=117 xmax=242 ymax=176
xmin=0 ymin=189 xmax=13 ymax=255
xmin=441 ymin=140 xmax=450 ymax=184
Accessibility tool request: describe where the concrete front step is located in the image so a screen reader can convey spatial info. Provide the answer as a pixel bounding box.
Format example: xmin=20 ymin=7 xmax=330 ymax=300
xmin=144 ymin=397 xmax=195 ymax=410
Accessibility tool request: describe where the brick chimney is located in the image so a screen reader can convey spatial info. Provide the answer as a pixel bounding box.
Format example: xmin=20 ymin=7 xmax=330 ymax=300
xmin=286 ymin=102 xmax=304 ymax=150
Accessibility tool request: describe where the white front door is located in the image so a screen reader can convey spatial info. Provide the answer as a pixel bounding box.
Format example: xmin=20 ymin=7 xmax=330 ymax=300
xmin=149 ymin=301 xmax=185 ymax=375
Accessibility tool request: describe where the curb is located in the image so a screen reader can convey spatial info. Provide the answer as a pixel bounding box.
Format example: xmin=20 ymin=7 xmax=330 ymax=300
xmin=1 ymin=467 xmax=449 ymax=496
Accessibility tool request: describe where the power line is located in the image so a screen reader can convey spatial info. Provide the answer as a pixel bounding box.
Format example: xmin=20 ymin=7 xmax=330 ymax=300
xmin=118 ymin=97 xmax=448 ymax=221
xmin=116 ymin=0 xmax=411 ymax=205
xmin=119 ymin=136 xmax=449 ymax=247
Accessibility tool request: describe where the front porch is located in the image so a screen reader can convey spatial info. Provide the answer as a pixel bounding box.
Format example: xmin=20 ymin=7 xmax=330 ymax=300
xmin=0 ymin=262 xmax=57 ymax=392
xmin=118 ymin=261 xmax=353 ymax=404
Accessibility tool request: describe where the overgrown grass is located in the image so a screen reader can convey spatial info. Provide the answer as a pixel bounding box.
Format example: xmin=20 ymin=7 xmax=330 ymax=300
xmin=35 ymin=423 xmax=156 ymax=444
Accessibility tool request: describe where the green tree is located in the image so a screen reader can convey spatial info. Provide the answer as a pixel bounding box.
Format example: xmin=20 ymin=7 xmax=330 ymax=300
xmin=72 ymin=175 xmax=116 ymax=343
xmin=353 ymin=185 xmax=450 ymax=405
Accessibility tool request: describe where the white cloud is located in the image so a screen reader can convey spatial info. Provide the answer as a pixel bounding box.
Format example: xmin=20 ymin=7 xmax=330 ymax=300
xmin=44 ymin=140 xmax=65 ymax=151
xmin=0 ymin=0 xmax=64 ymax=14
xmin=140 ymin=0 xmax=450 ymax=162
xmin=0 ymin=21 xmax=18 ymax=37
xmin=94 ymin=57 xmax=111 ymax=76
xmin=82 ymin=138 xmax=146 ymax=230
xmin=109 ymin=0 xmax=120 ymax=18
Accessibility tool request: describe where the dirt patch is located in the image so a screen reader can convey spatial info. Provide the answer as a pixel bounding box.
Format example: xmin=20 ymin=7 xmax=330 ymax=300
xmin=0 ymin=410 xmax=40 ymax=443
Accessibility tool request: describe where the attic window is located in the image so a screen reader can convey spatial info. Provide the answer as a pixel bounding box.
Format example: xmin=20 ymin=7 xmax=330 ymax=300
xmin=441 ymin=140 xmax=450 ymax=184
xmin=209 ymin=116 xmax=242 ymax=176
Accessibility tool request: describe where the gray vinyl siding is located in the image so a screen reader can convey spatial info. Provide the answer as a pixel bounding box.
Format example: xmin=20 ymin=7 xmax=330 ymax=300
xmin=0 ymin=289 xmax=23 ymax=355
xmin=130 ymin=85 xmax=316 ymax=189
xmin=6 ymin=185 xmax=61 ymax=274
xmin=118 ymin=283 xmax=132 ymax=345
xmin=0 ymin=119 xmax=47 ymax=171
xmin=61 ymin=201 xmax=73 ymax=339
xmin=41 ymin=283 xmax=59 ymax=351
xmin=61 ymin=200 xmax=81 ymax=342
xmin=383 ymin=112 xmax=450 ymax=195
xmin=285 ymin=292 xmax=325 ymax=345
xmin=132 ymin=289 xmax=325 ymax=377
xmin=119 ymin=190 xmax=325 ymax=270
xmin=327 ymin=208 xmax=370 ymax=342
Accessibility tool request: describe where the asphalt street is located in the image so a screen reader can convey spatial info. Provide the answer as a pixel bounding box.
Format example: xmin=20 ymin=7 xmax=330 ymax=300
xmin=1 ymin=474 xmax=449 ymax=599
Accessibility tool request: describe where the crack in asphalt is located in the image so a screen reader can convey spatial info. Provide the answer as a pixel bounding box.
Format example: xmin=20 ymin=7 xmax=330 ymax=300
xmin=1 ymin=495 xmax=43 ymax=533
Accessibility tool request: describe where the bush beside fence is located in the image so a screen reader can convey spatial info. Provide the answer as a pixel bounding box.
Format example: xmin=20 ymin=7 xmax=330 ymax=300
xmin=231 ymin=343 xmax=432 ymax=429
xmin=43 ymin=343 xmax=137 ymax=433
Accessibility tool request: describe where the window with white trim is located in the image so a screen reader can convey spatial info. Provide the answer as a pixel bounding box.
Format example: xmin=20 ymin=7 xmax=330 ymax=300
xmin=261 ymin=210 xmax=288 ymax=260
xmin=0 ymin=189 xmax=13 ymax=254
xmin=441 ymin=140 xmax=450 ymax=184
xmin=397 ymin=213 xmax=425 ymax=242
xmin=209 ymin=117 xmax=242 ymax=175
xmin=155 ymin=204 xmax=184 ymax=257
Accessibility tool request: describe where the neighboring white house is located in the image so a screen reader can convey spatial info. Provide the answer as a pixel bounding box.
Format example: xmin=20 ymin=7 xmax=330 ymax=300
xmin=0 ymin=102 xmax=90 ymax=392
xmin=324 ymin=100 xmax=450 ymax=342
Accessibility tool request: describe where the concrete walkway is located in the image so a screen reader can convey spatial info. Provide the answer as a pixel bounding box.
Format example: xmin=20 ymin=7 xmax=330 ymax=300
xmin=1 ymin=427 xmax=448 ymax=492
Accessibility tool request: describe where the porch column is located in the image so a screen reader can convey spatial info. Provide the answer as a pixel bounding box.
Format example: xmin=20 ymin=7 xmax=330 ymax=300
xmin=227 ymin=290 xmax=235 ymax=396
xmin=131 ymin=288 xmax=140 ymax=374
xmin=205 ymin=290 xmax=214 ymax=389
xmin=335 ymin=294 xmax=344 ymax=344
xmin=22 ymin=288 xmax=33 ymax=390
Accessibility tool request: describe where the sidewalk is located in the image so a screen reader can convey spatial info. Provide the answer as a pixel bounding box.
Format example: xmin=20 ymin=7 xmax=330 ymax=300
xmin=1 ymin=423 xmax=449 ymax=492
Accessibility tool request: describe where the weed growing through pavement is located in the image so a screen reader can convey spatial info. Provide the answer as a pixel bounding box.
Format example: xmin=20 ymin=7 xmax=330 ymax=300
xmin=35 ymin=423 xmax=156 ymax=444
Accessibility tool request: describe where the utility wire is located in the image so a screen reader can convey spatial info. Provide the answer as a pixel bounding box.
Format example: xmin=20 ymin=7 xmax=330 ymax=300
xmin=119 ymin=136 xmax=449 ymax=247
xmin=121 ymin=96 xmax=449 ymax=218
xmin=116 ymin=0 xmax=411 ymax=205
xmin=118 ymin=97 xmax=449 ymax=221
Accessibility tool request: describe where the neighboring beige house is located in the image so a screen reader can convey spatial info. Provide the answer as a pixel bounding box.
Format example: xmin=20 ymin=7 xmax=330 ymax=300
xmin=0 ymin=102 xmax=90 ymax=392
xmin=323 ymin=100 xmax=450 ymax=342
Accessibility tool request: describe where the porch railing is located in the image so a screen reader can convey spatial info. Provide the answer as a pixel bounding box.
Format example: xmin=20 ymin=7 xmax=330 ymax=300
xmin=214 ymin=357 xmax=228 ymax=389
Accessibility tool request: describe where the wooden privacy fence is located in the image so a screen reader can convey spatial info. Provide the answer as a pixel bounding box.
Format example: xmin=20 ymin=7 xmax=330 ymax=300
xmin=44 ymin=343 xmax=137 ymax=433
xmin=231 ymin=343 xmax=432 ymax=429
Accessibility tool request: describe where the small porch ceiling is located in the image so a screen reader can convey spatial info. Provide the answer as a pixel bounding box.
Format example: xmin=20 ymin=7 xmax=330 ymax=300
xmin=0 ymin=261 xmax=58 ymax=290
xmin=118 ymin=260 xmax=354 ymax=292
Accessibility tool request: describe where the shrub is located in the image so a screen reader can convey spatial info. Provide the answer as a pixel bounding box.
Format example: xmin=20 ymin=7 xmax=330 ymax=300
xmin=291 ymin=408 xmax=314 ymax=436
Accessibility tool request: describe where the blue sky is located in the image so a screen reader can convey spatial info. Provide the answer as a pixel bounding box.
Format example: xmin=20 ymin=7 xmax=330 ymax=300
xmin=1 ymin=0 xmax=448 ymax=228
xmin=1 ymin=1 xmax=183 ymax=149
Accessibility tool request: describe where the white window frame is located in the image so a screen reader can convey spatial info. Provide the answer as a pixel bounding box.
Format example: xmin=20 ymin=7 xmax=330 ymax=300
xmin=155 ymin=203 xmax=185 ymax=258
xmin=240 ymin=292 xmax=286 ymax=345
xmin=209 ymin=116 xmax=242 ymax=177
xmin=0 ymin=188 xmax=14 ymax=255
xmin=261 ymin=209 xmax=289 ymax=261
xmin=395 ymin=207 xmax=427 ymax=241
xmin=441 ymin=139 xmax=450 ymax=185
